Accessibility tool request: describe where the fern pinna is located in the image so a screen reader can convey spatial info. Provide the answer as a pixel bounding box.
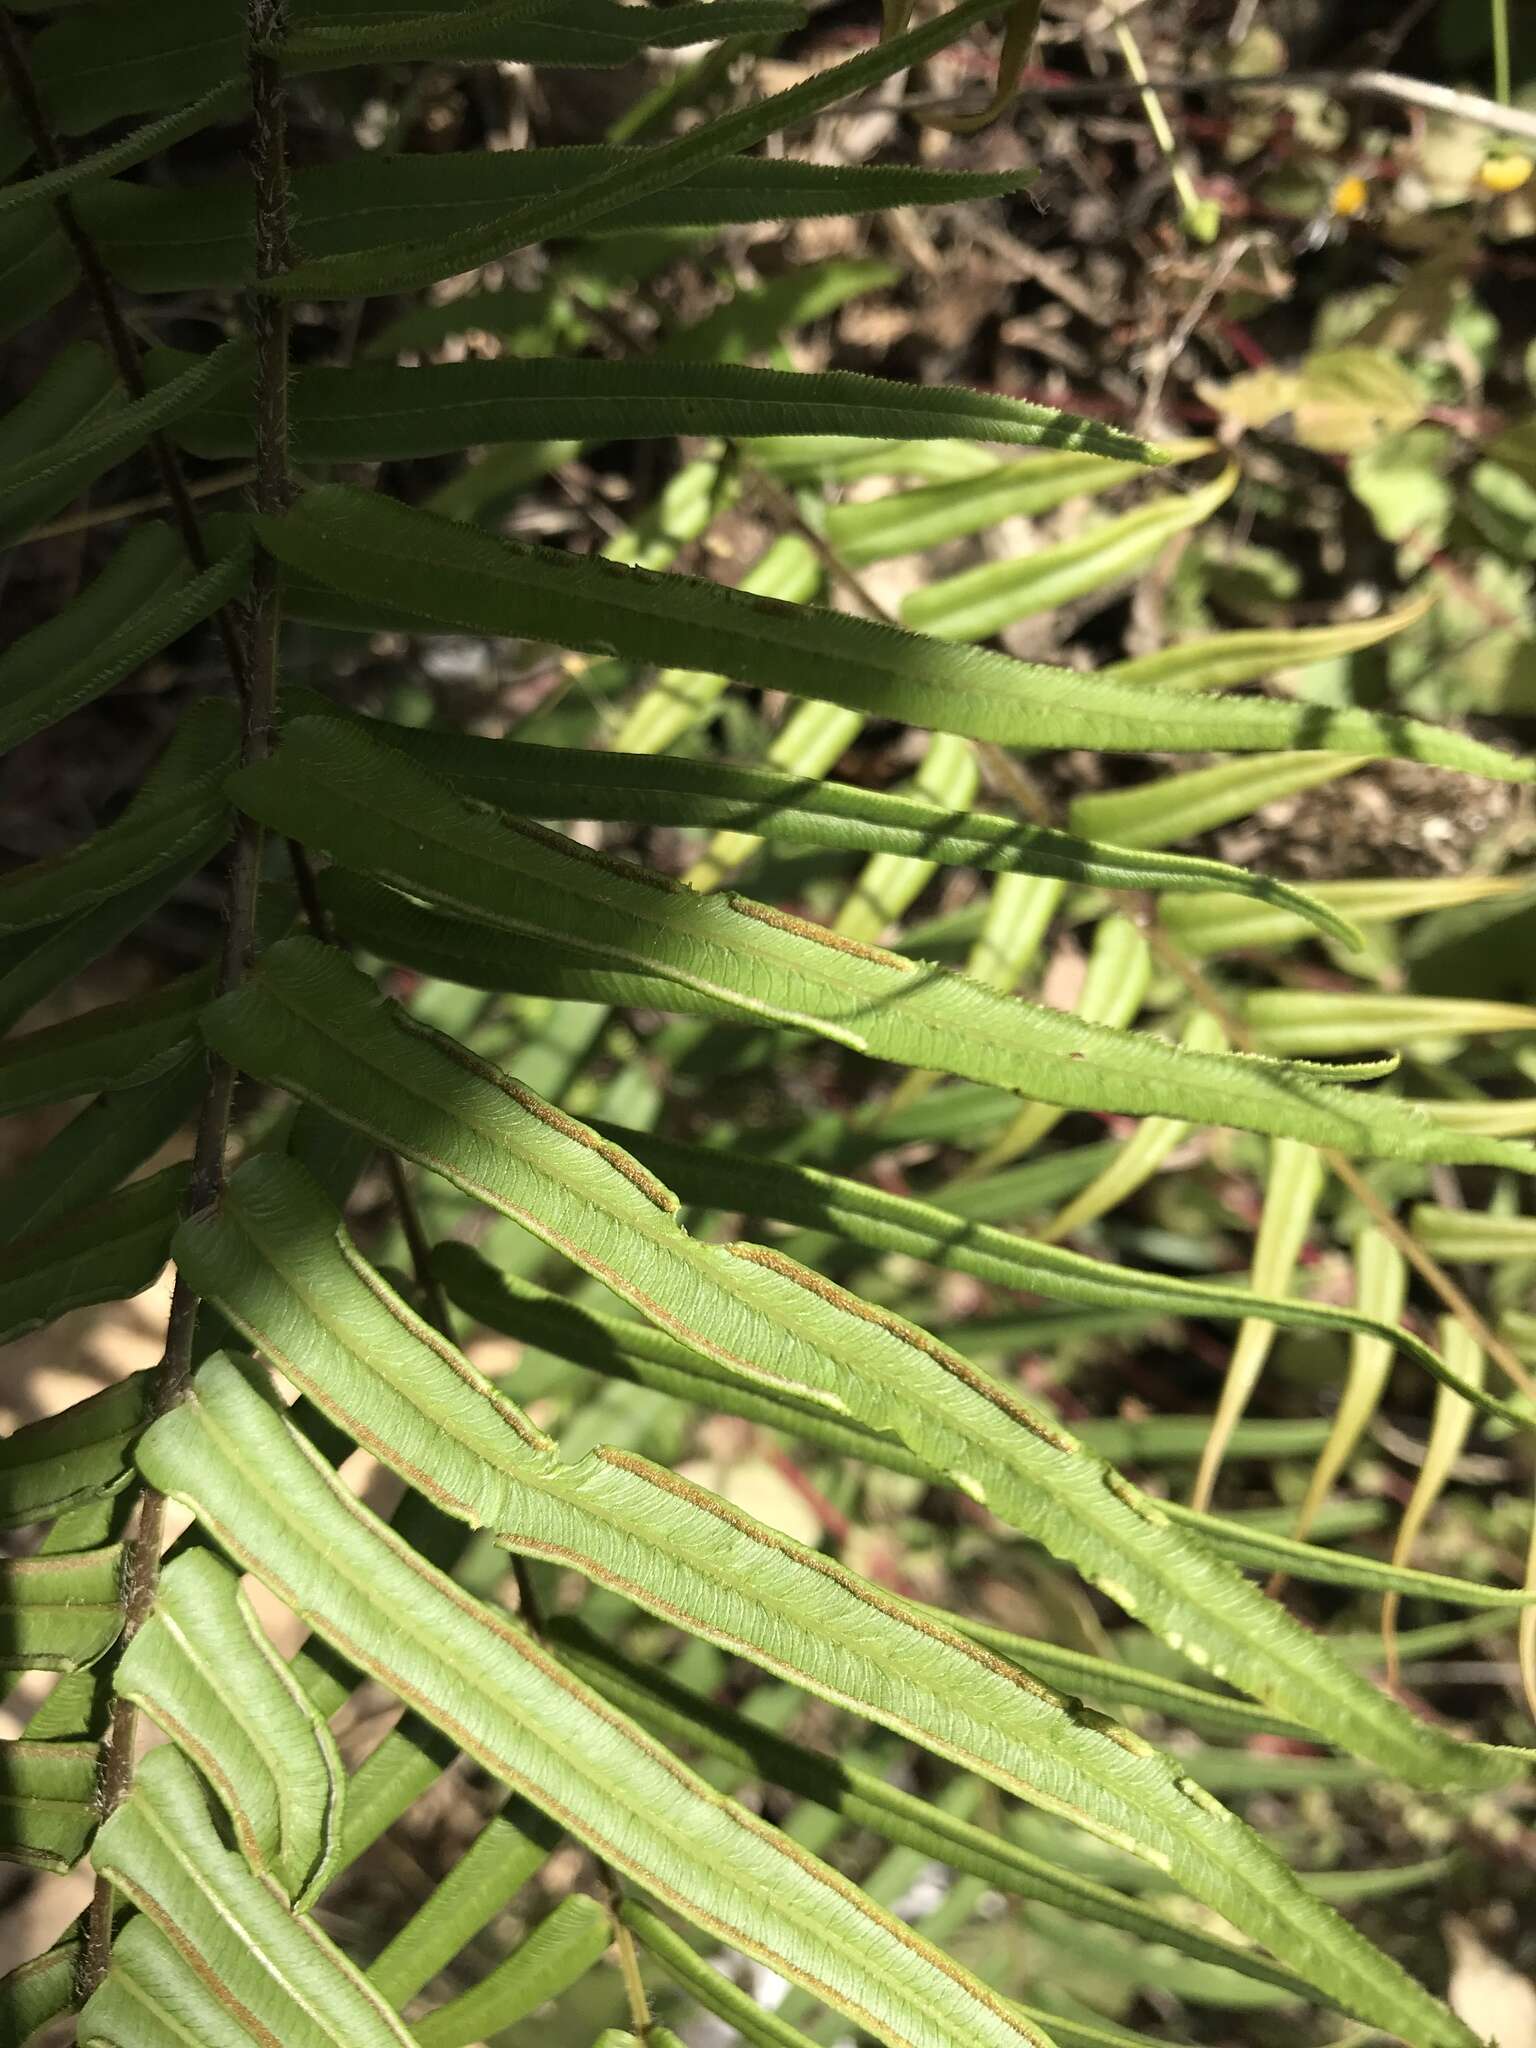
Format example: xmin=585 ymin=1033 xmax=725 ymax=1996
xmin=0 ymin=3 xmax=1532 ymax=2045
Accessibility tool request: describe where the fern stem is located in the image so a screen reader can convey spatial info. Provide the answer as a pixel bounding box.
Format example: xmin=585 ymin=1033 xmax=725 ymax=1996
xmin=74 ymin=0 xmax=297 ymax=2002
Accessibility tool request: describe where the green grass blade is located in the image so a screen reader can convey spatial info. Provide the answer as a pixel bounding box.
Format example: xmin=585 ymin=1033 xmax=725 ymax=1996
xmin=903 ymin=469 xmax=1236 ymax=642
xmin=824 ymin=445 xmax=1207 ymax=566
xmin=1100 ymin=590 xmax=1437 ymax=692
xmin=1190 ymin=1139 xmax=1327 ymax=1512
xmin=365 ymin=1805 xmax=556 ymax=2006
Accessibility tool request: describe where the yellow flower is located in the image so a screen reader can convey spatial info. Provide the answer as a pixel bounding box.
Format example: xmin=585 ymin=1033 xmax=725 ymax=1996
xmin=1331 ymin=175 xmax=1368 ymax=219
xmin=1478 ymin=152 xmax=1534 ymax=195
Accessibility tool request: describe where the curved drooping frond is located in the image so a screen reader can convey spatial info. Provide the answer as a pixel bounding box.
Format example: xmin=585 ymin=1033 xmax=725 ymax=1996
xmin=0 ymin=1 xmax=1531 ymax=2043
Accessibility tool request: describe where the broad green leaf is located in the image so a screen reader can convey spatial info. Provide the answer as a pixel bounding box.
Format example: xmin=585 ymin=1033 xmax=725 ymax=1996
xmin=264 ymin=487 xmax=1535 ymax=781
xmin=268 ymin=0 xmax=1051 ymax=299
xmin=82 ymin=150 xmax=1041 ymax=298
xmin=90 ymin=1747 xmax=415 ymax=2047
xmin=0 ymin=80 xmax=244 ymax=215
xmin=166 ymin=354 xmax=1160 ymax=466
xmin=1294 ymin=349 xmax=1427 ymax=455
xmin=1411 ymin=1205 xmax=1536 ymax=1261
xmin=411 ymin=1894 xmax=611 ymax=2048
xmin=0 ymin=338 xmax=251 ymax=546
xmin=236 ymin=731 xmax=1533 ymax=1170
xmin=1246 ymin=990 xmax=1536 ymax=1056
xmin=825 ymin=444 xmax=1209 ymax=567
xmin=0 ymin=1372 xmax=150 ymax=1530
xmin=551 ymin=1616 xmax=1311 ymax=1980
xmin=1291 ymin=1228 xmax=1407 ymax=1548
xmin=0 ymin=524 xmax=251 ymax=756
xmin=0 ymin=972 xmax=208 ymax=1116
xmin=1191 ymin=1139 xmax=1327 ymax=1512
xmin=162 ymin=1202 xmax=1480 ymax=2041
xmin=0 ymin=700 xmax=235 ymax=935
xmin=115 ymin=1551 xmax=345 ymax=1909
xmin=0 ymin=1164 xmax=187 ymax=1346
xmin=0 ymin=1056 xmax=202 ymax=1243
xmin=137 ymin=1356 xmax=1068 ymax=2048
xmin=0 ymin=1738 xmax=97 ymax=1872
xmin=0 ymin=1546 xmax=123 ymax=1672
xmin=903 ymin=470 xmax=1237 ymax=642
xmin=1072 ymin=753 xmax=1368 ymax=851
xmin=1100 ymin=591 xmax=1437 ymax=692
xmin=304 ymin=703 xmax=1351 ymax=931
xmin=1160 ymin=874 xmax=1526 ymax=959
xmin=195 ymin=959 xmax=1526 ymax=1795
